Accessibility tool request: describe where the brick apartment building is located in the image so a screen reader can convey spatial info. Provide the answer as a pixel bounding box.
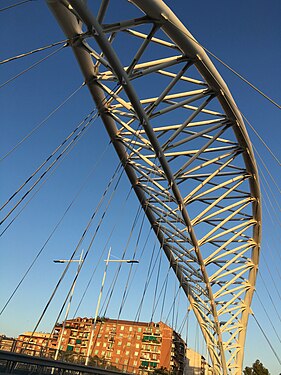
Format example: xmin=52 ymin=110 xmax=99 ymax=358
xmin=50 ymin=318 xmax=187 ymax=374
xmin=0 ymin=335 xmax=16 ymax=352
xmin=0 ymin=320 xmax=212 ymax=374
xmin=15 ymin=332 xmax=51 ymax=357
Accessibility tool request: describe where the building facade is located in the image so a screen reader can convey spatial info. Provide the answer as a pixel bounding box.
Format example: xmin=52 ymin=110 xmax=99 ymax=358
xmin=185 ymin=348 xmax=213 ymax=375
xmin=15 ymin=332 xmax=51 ymax=357
xmin=50 ymin=318 xmax=186 ymax=374
xmin=0 ymin=335 xmax=16 ymax=352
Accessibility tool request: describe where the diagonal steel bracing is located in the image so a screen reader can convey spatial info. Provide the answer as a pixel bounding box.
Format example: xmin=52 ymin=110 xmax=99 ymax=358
xmin=47 ymin=1 xmax=261 ymax=374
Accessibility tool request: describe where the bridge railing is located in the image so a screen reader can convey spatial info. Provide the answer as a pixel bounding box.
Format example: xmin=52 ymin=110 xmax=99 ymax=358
xmin=0 ymin=350 xmax=136 ymax=375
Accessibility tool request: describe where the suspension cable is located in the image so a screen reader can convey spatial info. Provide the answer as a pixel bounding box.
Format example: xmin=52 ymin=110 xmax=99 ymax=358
xmin=0 ymin=83 xmax=119 ymax=226
xmin=258 ymin=272 xmax=281 ymax=325
xmin=254 ymin=146 xmax=281 ymax=196
xmin=1 ymin=109 xmax=95 ymax=211
xmin=178 ymin=308 xmax=189 ymax=336
xmin=169 ymin=18 xmax=281 ymax=110
xmin=0 ymin=44 xmax=66 ymax=89
xmin=48 ymin=163 xmax=125 ymax=343
xmin=264 ymin=243 xmax=281 ymax=281
xmin=0 ymin=112 xmax=97 ymax=226
xmin=73 ymin=184 xmax=133 ymax=317
xmin=0 ymin=82 xmax=85 ymax=162
xmin=0 ymin=0 xmax=35 ymax=12
xmin=252 ymin=314 xmax=281 ymax=365
xmin=0 ymin=118 xmax=95 ymax=238
xmin=49 ymin=77 xmax=142 ymax=326
xmin=107 ymin=205 xmax=143 ymax=318
xmin=0 ymin=141 xmax=111 ymax=315
xmin=260 ymin=252 xmax=281 ymax=302
xmin=151 ymin=241 xmax=163 ymax=322
xmin=134 ymin=241 xmax=158 ymax=321
xmin=260 ymin=175 xmax=281 ymax=230
xmin=100 ymin=206 xmax=144 ymax=315
xmin=119 ymin=227 xmax=154 ymax=318
xmin=117 ymin=210 xmax=147 ymax=319
xmin=160 ymin=267 xmax=171 ymax=321
xmin=23 ymin=153 xmax=125 ymax=348
xmin=243 ymin=114 xmax=280 ymax=166
xmin=255 ymin=291 xmax=281 ymax=344
xmin=164 ymin=284 xmax=181 ymax=328
xmin=0 ymin=40 xmax=68 ymax=65
xmin=98 ymin=209 xmax=152 ymax=318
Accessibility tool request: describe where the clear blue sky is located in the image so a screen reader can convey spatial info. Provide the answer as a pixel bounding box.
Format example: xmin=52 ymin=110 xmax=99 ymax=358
xmin=0 ymin=0 xmax=280 ymax=373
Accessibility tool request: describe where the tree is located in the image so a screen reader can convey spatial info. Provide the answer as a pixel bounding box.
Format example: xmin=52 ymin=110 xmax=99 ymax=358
xmin=152 ymin=367 xmax=170 ymax=375
xmin=243 ymin=359 xmax=270 ymax=375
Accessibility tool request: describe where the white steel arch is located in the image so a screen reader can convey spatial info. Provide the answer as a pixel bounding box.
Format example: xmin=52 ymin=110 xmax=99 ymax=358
xmin=47 ymin=1 xmax=262 ymax=373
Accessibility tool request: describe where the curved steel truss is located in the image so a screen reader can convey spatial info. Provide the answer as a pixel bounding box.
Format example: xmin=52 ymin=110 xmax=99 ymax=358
xmin=47 ymin=1 xmax=261 ymax=373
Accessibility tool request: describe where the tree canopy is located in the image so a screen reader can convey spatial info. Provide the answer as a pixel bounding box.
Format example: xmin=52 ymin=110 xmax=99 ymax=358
xmin=243 ymin=359 xmax=270 ymax=375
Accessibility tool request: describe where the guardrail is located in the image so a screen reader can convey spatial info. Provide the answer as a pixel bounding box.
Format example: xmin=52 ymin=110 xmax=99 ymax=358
xmin=0 ymin=350 xmax=132 ymax=375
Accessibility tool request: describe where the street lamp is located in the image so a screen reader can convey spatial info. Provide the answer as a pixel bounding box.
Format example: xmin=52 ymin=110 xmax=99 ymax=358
xmin=85 ymin=248 xmax=139 ymax=366
xmin=53 ymin=250 xmax=84 ymax=361
xmin=105 ymin=259 xmax=139 ymax=264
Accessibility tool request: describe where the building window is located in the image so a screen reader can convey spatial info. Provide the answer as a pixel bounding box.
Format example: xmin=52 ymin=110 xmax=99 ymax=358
xmin=138 ymin=328 xmax=142 ymax=332
xmin=127 ymin=342 xmax=131 ymax=347
xmin=97 ymin=342 xmax=100 ymax=347
xmin=129 ymin=327 xmax=133 ymax=332
xmin=103 ymin=343 xmax=106 ymax=347
xmin=94 ymin=350 xmax=99 ymax=355
xmin=116 ymin=358 xmax=119 ymax=363
xmin=117 ymin=342 xmax=121 ymax=346
xmin=141 ymin=361 xmax=148 ymax=368
xmin=133 ymin=361 xmax=138 ymax=366
xmin=136 ymin=343 xmax=139 ymax=348
xmin=134 ymin=352 xmax=138 ymax=356
xmin=126 ymin=351 xmax=129 ymax=356
xmin=116 ymin=349 xmax=121 ymax=354
xmin=120 ymin=326 xmax=124 ymax=331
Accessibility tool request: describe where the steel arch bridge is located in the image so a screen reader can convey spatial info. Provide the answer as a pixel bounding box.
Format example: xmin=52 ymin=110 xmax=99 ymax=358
xmin=47 ymin=1 xmax=261 ymax=373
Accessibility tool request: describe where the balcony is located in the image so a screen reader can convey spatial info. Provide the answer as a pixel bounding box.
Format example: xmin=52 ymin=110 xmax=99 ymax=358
xmin=142 ymin=336 xmax=160 ymax=344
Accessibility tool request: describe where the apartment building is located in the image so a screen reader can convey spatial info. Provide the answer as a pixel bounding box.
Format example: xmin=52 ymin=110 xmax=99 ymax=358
xmin=50 ymin=317 xmax=186 ymax=374
xmin=0 ymin=335 xmax=16 ymax=352
xmin=15 ymin=332 xmax=51 ymax=357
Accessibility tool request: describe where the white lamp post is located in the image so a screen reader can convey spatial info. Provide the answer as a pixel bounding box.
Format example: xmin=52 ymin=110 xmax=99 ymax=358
xmin=85 ymin=248 xmax=139 ymax=366
xmin=53 ymin=250 xmax=84 ymax=361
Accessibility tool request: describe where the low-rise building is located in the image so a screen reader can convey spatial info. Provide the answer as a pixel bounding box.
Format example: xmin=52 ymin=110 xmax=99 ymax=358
xmin=15 ymin=332 xmax=51 ymax=357
xmin=0 ymin=335 xmax=16 ymax=352
xmin=185 ymin=348 xmax=213 ymax=375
